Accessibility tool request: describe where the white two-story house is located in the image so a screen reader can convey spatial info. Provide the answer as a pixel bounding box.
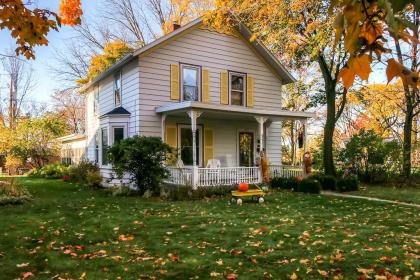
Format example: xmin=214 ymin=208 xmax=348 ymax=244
xmin=81 ymin=17 xmax=314 ymax=188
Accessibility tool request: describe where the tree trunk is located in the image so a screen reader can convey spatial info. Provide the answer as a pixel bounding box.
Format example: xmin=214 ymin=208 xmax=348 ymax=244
xmin=317 ymin=54 xmax=337 ymax=177
xmin=323 ymin=83 xmax=337 ymax=177
xmin=402 ymin=99 xmax=414 ymax=178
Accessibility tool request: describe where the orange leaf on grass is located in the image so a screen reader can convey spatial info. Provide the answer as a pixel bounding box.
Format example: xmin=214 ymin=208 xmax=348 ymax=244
xmin=118 ymin=234 xmax=134 ymax=241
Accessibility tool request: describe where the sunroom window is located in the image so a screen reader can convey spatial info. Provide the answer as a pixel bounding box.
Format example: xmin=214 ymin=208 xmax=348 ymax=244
xmin=181 ymin=64 xmax=200 ymax=101
xmin=229 ymin=72 xmax=246 ymax=106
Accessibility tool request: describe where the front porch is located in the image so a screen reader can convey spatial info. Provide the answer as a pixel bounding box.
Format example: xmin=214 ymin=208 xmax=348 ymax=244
xmin=157 ymin=101 xmax=314 ymax=188
xmin=166 ymin=165 xmax=304 ymax=187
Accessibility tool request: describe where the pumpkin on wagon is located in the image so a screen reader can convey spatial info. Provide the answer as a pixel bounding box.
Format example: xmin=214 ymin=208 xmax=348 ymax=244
xmin=230 ymin=150 xmax=269 ymax=205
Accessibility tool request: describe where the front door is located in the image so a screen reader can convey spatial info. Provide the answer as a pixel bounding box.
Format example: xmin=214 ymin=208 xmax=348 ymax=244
xmin=239 ymin=132 xmax=254 ymax=167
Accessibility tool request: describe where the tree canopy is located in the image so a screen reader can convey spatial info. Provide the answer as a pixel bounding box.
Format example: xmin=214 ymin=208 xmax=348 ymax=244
xmin=0 ymin=0 xmax=83 ymax=59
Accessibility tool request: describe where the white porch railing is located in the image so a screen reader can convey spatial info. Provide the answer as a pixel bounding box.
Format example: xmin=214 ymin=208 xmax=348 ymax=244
xmin=165 ymin=167 xmax=193 ymax=185
xmin=165 ymin=165 xmax=303 ymax=187
xmin=269 ymin=165 xmax=303 ymax=178
xmin=198 ymin=167 xmax=260 ymax=187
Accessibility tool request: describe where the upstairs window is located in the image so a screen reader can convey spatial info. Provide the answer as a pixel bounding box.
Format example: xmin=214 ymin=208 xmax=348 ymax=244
xmin=181 ymin=64 xmax=200 ymax=101
xmin=93 ymin=85 xmax=99 ymax=114
xmin=114 ymin=71 xmax=122 ymax=107
xmin=229 ymin=72 xmax=246 ymax=106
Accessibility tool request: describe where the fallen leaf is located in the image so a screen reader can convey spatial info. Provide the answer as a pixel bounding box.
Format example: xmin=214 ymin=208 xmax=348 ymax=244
xmin=227 ymin=273 xmax=237 ymax=279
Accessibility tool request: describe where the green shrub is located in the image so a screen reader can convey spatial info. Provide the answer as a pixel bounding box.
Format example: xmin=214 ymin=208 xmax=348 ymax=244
xmin=27 ymin=162 xmax=69 ymax=179
xmin=296 ymin=178 xmax=321 ymax=194
xmin=337 ymin=176 xmax=359 ymax=192
xmin=311 ymin=174 xmax=337 ymax=190
xmin=86 ymin=170 xmax=102 ymax=188
xmin=107 ymin=136 xmax=172 ymax=196
xmin=68 ymin=161 xmax=101 ymax=188
xmin=0 ymin=179 xmax=32 ymax=205
xmin=270 ymin=177 xmax=298 ymax=190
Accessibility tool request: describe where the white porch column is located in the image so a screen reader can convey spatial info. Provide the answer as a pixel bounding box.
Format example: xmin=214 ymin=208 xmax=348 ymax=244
xmin=187 ymin=110 xmax=202 ymax=189
xmin=302 ymin=119 xmax=308 ymax=154
xmin=161 ymin=113 xmax=167 ymax=141
xmin=255 ymin=116 xmax=268 ymax=152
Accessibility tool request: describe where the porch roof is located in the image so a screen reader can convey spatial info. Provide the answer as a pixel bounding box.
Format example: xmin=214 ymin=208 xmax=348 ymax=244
xmin=156 ymin=101 xmax=316 ymax=120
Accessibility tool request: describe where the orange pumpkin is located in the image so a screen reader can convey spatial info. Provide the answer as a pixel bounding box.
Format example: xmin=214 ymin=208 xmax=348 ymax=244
xmin=238 ymin=182 xmax=249 ymax=192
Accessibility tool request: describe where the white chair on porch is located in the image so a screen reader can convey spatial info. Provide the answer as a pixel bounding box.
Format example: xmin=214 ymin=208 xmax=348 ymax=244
xmin=225 ymin=154 xmax=238 ymax=185
xmin=205 ymin=159 xmax=221 ymax=185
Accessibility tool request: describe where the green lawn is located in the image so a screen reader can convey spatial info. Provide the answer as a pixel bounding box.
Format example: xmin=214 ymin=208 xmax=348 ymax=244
xmin=0 ymin=178 xmax=419 ymax=279
xmin=348 ymin=185 xmax=420 ymax=205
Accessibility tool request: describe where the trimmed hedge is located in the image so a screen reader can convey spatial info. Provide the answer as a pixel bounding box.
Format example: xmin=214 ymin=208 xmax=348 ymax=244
xmin=270 ymin=177 xmax=298 ymax=190
xmin=311 ymin=174 xmax=337 ymax=191
xmin=296 ymin=178 xmax=321 ymax=194
xmin=337 ymin=176 xmax=359 ymax=192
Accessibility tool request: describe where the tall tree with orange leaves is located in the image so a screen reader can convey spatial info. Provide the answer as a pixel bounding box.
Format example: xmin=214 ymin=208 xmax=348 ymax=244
xmin=207 ymin=0 xmax=351 ymax=176
xmin=0 ymin=0 xmax=83 ymax=59
xmin=330 ymin=0 xmax=419 ymax=177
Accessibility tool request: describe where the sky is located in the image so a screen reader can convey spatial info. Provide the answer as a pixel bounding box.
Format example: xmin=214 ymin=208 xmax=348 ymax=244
xmin=0 ymin=0 xmax=389 ymax=107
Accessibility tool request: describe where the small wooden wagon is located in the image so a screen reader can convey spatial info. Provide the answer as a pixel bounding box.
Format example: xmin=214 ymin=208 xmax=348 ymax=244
xmin=230 ymin=185 xmax=266 ymax=203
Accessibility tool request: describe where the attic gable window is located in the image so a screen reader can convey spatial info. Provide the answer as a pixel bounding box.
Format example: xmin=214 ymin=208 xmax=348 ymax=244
xmin=181 ymin=64 xmax=201 ymax=101
xmin=229 ymin=72 xmax=246 ymax=106
xmin=114 ymin=71 xmax=122 ymax=107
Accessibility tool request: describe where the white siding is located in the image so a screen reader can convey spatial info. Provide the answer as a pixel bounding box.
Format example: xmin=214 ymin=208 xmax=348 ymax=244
xmin=266 ymin=121 xmax=282 ymax=165
xmin=85 ymin=60 xmax=140 ymax=184
xmin=138 ymin=27 xmax=283 ymax=138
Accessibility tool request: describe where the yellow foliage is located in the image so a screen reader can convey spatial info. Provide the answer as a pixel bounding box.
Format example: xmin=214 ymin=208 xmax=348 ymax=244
xmin=0 ymin=0 xmax=82 ymax=59
xmin=77 ymin=41 xmax=133 ymax=85
xmin=59 ymin=0 xmax=83 ymax=26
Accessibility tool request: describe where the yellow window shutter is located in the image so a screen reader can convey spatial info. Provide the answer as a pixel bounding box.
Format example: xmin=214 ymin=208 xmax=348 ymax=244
xmin=170 ymin=64 xmax=180 ymax=101
xmin=220 ymin=72 xmax=228 ymax=105
xmin=204 ymin=128 xmax=214 ymax=165
xmin=165 ymin=124 xmax=177 ymax=148
xmin=202 ymin=69 xmax=210 ymax=103
xmin=247 ymin=75 xmax=254 ymax=107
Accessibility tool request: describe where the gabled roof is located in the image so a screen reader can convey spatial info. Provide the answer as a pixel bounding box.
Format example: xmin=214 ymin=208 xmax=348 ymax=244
xmin=101 ymin=106 xmax=131 ymax=117
xmin=81 ymin=17 xmax=295 ymax=92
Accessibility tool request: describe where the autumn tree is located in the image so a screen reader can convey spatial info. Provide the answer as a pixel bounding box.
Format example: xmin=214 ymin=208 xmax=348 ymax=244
xmin=77 ymin=41 xmax=134 ymax=85
xmin=51 ymin=88 xmax=86 ymax=134
xmin=330 ymin=0 xmax=419 ymax=177
xmin=0 ymin=0 xmax=83 ymax=59
xmin=207 ymin=0 xmax=355 ymax=176
xmin=282 ymin=77 xmax=313 ymax=165
xmin=10 ymin=114 xmax=66 ymax=168
xmin=348 ymin=83 xmax=406 ymax=143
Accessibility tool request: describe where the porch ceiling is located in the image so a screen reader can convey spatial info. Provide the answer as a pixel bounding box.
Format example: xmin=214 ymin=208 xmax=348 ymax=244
xmin=156 ymin=101 xmax=316 ymax=121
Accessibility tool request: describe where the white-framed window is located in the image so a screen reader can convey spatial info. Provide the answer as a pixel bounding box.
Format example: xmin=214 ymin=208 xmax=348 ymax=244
xmin=178 ymin=124 xmax=203 ymax=166
xmin=181 ymin=64 xmax=201 ymax=101
xmin=114 ymin=71 xmax=122 ymax=107
xmin=101 ymin=127 xmax=109 ymax=165
xmin=95 ymin=131 xmax=99 ymax=164
xmin=93 ymin=85 xmax=99 ymax=115
xmin=229 ymin=71 xmax=246 ymax=106
xmin=112 ymin=126 xmax=125 ymax=144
